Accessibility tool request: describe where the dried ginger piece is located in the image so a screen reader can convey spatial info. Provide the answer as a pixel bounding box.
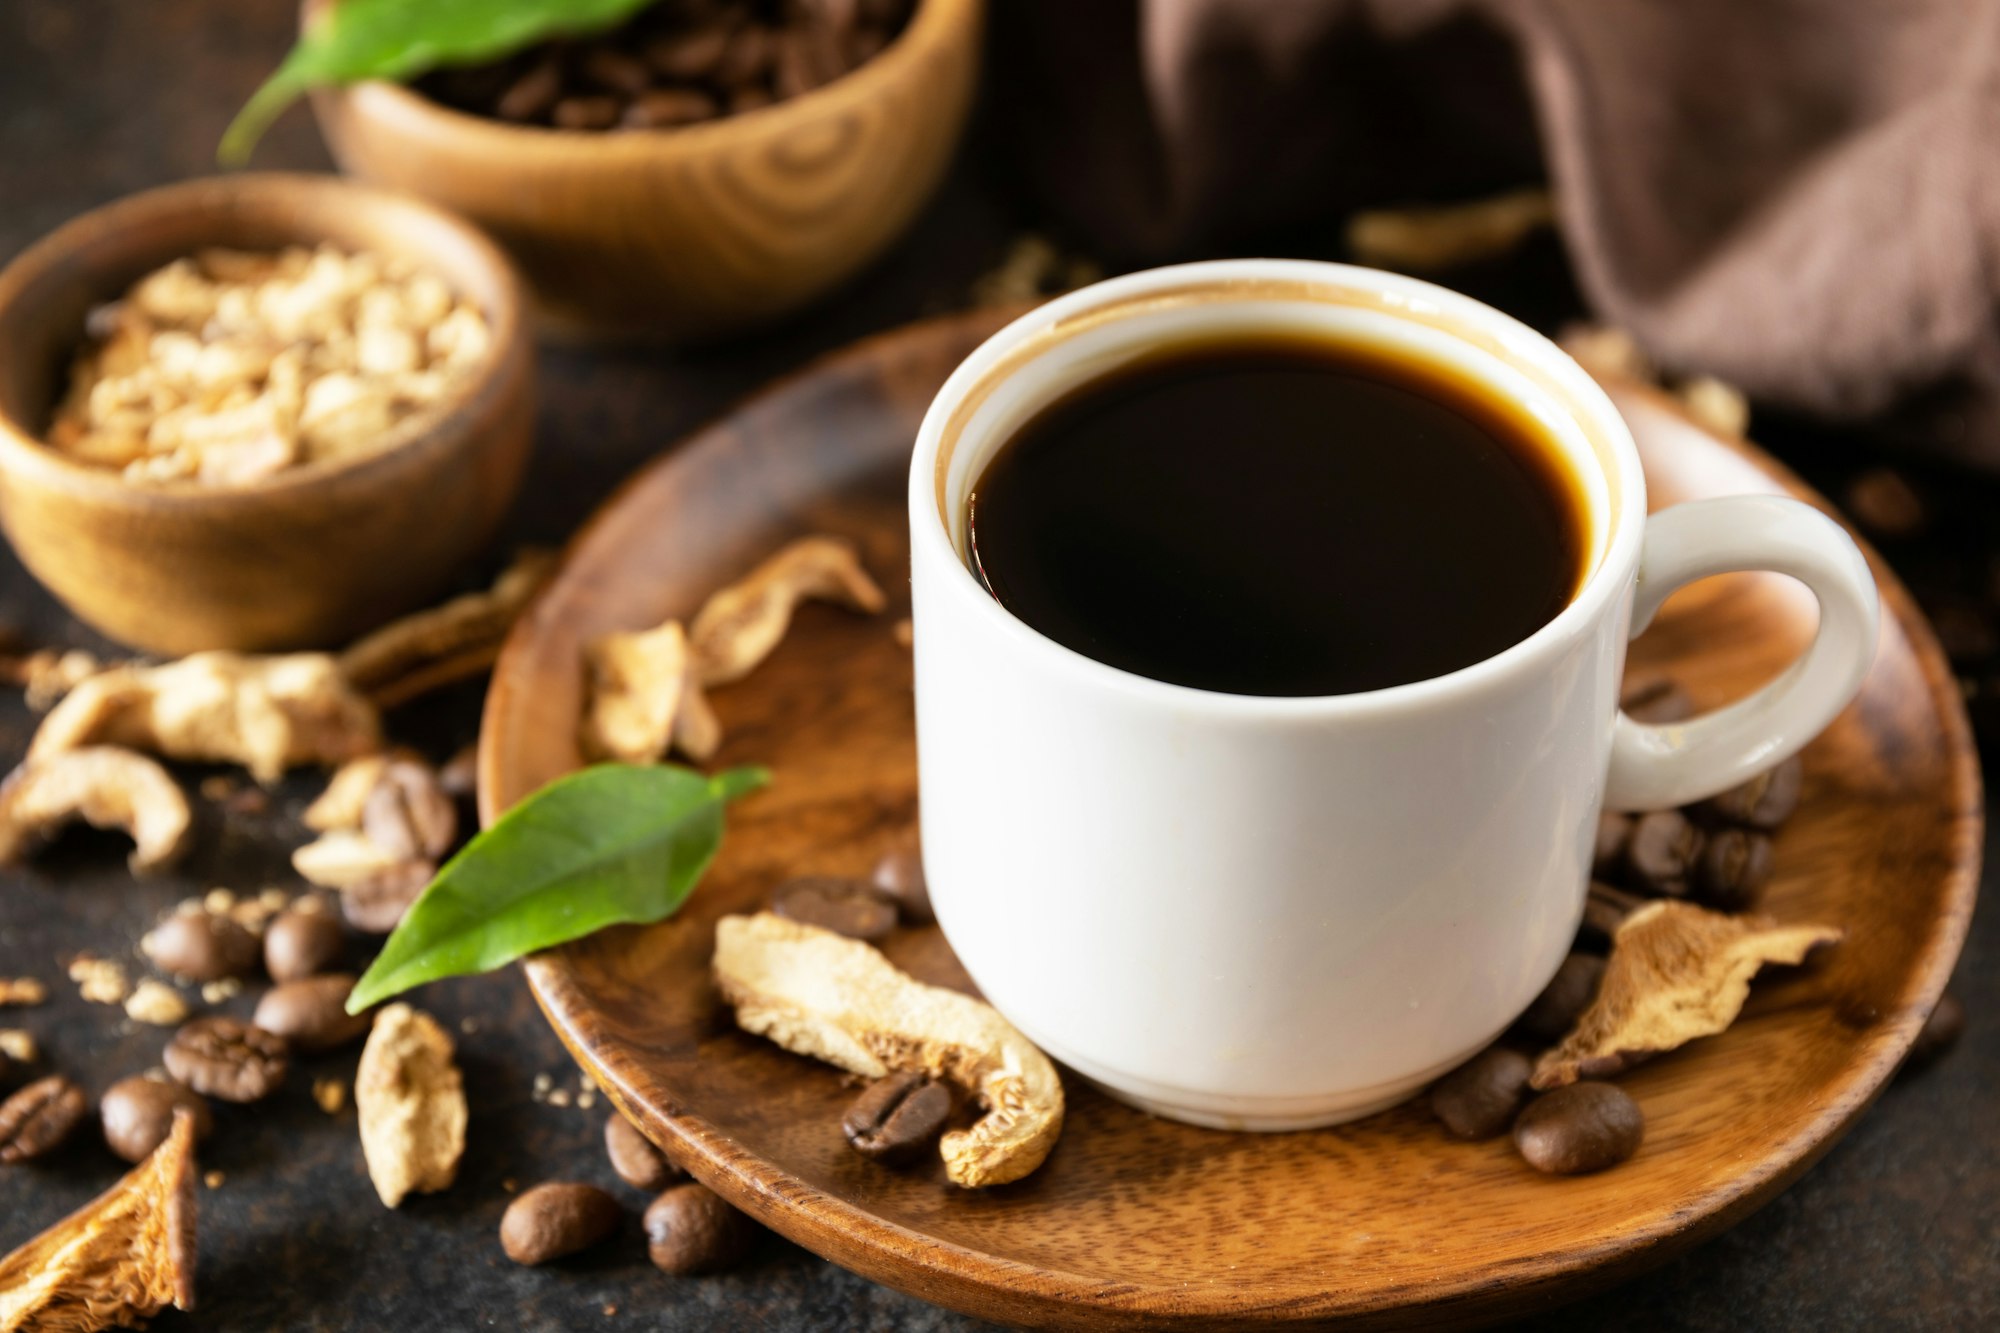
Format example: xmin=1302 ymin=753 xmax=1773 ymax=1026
xmin=1532 ymin=900 xmax=1842 ymax=1089
xmin=714 ymin=912 xmax=1063 ymax=1188
xmin=578 ymin=619 xmax=720 ymax=765
xmin=338 ymin=549 xmax=556 ymax=707
xmin=0 ymin=1106 xmax=197 ymax=1331
xmin=1347 ymin=188 xmax=1554 ymax=272
xmin=689 ymin=537 xmax=886 ymax=686
xmin=29 ymin=652 xmax=380 ymax=785
xmin=356 ymin=1004 xmax=466 ymax=1208
xmin=0 ymin=747 xmax=192 ymax=874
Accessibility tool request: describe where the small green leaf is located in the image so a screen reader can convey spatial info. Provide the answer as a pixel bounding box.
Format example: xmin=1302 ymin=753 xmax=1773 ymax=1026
xmin=347 ymin=763 xmax=768 ymax=1012
xmin=220 ymin=0 xmax=660 ymax=165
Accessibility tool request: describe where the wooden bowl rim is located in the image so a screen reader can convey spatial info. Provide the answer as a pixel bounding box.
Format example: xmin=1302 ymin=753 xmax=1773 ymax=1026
xmin=0 ymin=171 xmax=527 ymax=510
xmin=309 ymin=0 xmax=979 ymax=160
xmin=484 ymin=309 xmax=1983 ymax=1324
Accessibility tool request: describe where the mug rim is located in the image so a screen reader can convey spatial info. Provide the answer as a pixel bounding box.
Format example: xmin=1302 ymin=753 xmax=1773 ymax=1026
xmin=908 ymin=258 xmax=1648 ymax=716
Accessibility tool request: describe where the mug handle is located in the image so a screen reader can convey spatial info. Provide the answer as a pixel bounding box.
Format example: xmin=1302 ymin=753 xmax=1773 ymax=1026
xmin=1603 ymin=494 xmax=1880 ymax=812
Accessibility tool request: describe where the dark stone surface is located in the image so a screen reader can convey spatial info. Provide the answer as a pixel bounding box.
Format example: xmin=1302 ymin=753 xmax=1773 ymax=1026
xmin=0 ymin=3 xmax=1991 ymax=1329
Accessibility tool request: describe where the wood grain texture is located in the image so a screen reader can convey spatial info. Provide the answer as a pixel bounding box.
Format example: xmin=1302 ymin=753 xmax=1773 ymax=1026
xmin=479 ymin=309 xmax=1980 ymax=1330
xmin=309 ymin=0 xmax=982 ymax=340
xmin=0 ymin=173 xmax=535 ymax=654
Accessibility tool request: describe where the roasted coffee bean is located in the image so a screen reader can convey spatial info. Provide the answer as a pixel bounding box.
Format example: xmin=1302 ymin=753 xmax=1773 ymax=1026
xmin=496 ymin=56 xmax=564 ymax=122
xmin=1591 ymin=812 xmax=1632 ymax=880
xmin=164 ymin=1017 xmax=288 ymax=1103
xmin=254 ymin=974 xmax=371 ymax=1053
xmin=145 ymin=911 xmax=259 ymax=982
xmin=1514 ymin=1082 xmax=1643 ymax=1174
xmin=606 ymin=1111 xmax=685 ymax=1191
xmin=771 ymin=876 xmax=897 ymax=941
xmin=362 ymin=760 xmax=457 ymax=862
xmin=1698 ymin=755 xmax=1803 ymax=830
xmin=1902 ymin=990 xmax=1966 ymax=1074
xmin=502 ymin=1182 xmax=623 ymax=1265
xmin=1692 ymin=828 xmax=1774 ymax=911
xmin=264 ymin=903 xmax=345 ymax=982
xmin=341 ymin=860 xmax=433 ymax=935
xmin=645 ymin=1183 xmax=756 ymax=1275
xmin=871 ymin=839 xmax=933 ymax=925
xmin=580 ymin=45 xmax=653 ymax=96
xmin=1625 ymin=810 xmax=1703 ymax=895
xmin=0 ymin=1075 xmax=87 ymax=1163
xmin=1582 ymin=881 xmax=1643 ymax=942
xmin=842 ymin=1070 xmax=951 ymax=1162
xmin=622 ymin=88 xmax=720 ymax=128
xmin=1843 ymin=467 xmax=1927 ymax=540
xmin=1515 ymin=954 xmax=1606 ymax=1045
xmin=100 ymin=1074 xmax=213 ymax=1164
xmin=1621 ymin=675 xmax=1694 ymax=724
xmin=645 ymin=23 xmax=736 ymax=80
xmin=1430 ymin=1047 xmax=1533 ymax=1140
xmin=553 ymin=95 xmax=625 ymax=131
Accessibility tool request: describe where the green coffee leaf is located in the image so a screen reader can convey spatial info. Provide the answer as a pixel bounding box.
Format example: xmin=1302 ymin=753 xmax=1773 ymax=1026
xmin=348 ymin=763 xmax=767 ymax=1012
xmin=221 ymin=0 xmax=659 ymax=164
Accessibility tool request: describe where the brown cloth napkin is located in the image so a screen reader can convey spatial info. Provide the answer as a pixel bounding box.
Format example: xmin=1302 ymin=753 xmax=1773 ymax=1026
xmin=996 ymin=0 xmax=2000 ymax=463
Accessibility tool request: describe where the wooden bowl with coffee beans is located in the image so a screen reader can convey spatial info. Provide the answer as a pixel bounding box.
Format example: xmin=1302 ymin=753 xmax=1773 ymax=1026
xmin=308 ymin=0 xmax=983 ymax=340
xmin=0 ymin=173 xmax=534 ymax=654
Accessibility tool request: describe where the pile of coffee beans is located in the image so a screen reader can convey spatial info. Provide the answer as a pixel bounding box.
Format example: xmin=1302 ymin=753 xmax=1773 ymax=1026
xmin=0 ymin=889 xmax=367 ymax=1175
xmin=418 ymin=0 xmax=917 ymax=132
xmin=760 ymin=849 xmax=963 ymax=1173
xmin=499 ymin=1118 xmax=756 ymax=1274
xmin=1425 ymin=678 xmax=1819 ymax=1175
xmin=1594 ymin=676 xmax=1803 ymax=912
xmin=487 ymin=841 xmax=943 ymax=1273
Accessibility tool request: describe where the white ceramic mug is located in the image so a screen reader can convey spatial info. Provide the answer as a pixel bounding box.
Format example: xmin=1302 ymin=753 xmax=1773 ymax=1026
xmin=907 ymin=260 xmax=1879 ymax=1131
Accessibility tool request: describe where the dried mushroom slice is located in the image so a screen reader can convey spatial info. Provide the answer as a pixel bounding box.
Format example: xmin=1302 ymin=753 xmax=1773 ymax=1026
xmin=0 ymin=747 xmax=192 ymax=874
xmin=578 ymin=619 xmax=720 ymax=765
xmin=1345 ymin=188 xmax=1555 ymax=273
xmin=29 ymin=652 xmax=380 ymax=784
xmin=0 ymin=1106 xmax=197 ymax=1332
xmin=689 ymin=537 xmax=887 ymax=686
xmin=338 ymin=549 xmax=556 ymax=706
xmin=1532 ymin=900 xmax=1842 ymax=1089
xmin=356 ymin=1004 xmax=466 ymax=1208
xmin=292 ymin=829 xmax=404 ymax=890
xmin=303 ymin=754 xmax=395 ymax=832
xmin=713 ymin=912 xmax=1063 ymax=1188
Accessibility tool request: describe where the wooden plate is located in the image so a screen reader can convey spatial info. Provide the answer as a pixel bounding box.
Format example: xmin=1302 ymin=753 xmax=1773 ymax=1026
xmin=479 ymin=309 xmax=1980 ymax=1330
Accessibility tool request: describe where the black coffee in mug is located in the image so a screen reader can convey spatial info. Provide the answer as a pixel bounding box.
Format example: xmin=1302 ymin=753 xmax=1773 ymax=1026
xmin=965 ymin=335 xmax=1588 ymax=696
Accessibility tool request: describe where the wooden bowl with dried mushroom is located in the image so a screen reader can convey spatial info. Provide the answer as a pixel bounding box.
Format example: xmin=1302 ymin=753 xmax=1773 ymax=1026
xmin=0 ymin=173 xmax=534 ymax=655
